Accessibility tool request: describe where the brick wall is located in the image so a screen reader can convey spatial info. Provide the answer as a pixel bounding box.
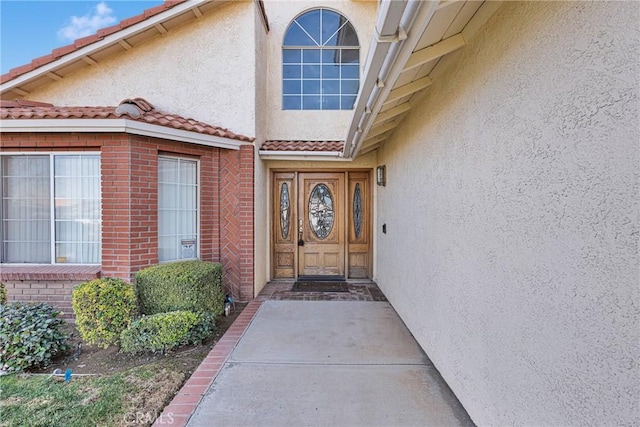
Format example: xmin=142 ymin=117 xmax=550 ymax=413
xmin=1 ymin=266 xmax=101 ymax=320
xmin=219 ymin=145 xmax=255 ymax=301
xmin=1 ymin=132 xmax=256 ymax=315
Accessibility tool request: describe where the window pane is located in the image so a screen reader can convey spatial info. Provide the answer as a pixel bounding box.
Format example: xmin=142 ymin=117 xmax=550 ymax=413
xmin=284 ymin=22 xmax=317 ymax=46
xmin=341 ymin=95 xmax=357 ymax=110
xmin=341 ymin=79 xmax=359 ymax=95
xmin=295 ymin=10 xmax=321 ymax=45
xmin=322 ymin=80 xmax=340 ymax=94
xmin=341 ymin=64 xmax=359 ymax=78
xmin=320 ymin=10 xmax=342 ymax=45
xmin=303 ymin=96 xmax=321 ymax=110
xmin=303 ymin=80 xmax=320 ymax=94
xmin=283 ymin=49 xmax=301 ymax=63
xmin=322 ymin=96 xmax=340 ymax=110
xmin=322 ymin=49 xmax=339 ymax=64
xmin=283 ymin=80 xmax=301 ymax=95
xmin=158 ymin=158 xmax=178 ymax=183
xmin=283 ymin=96 xmax=302 ymax=110
xmin=283 ymin=65 xmax=301 ymax=79
xmin=1 ymin=155 xmax=50 ymax=263
xmin=341 ymin=49 xmax=359 ymax=64
xmin=322 ymin=64 xmax=339 ymax=78
xmin=302 ymin=64 xmax=320 ymax=79
xmin=302 ymin=49 xmax=320 ymax=63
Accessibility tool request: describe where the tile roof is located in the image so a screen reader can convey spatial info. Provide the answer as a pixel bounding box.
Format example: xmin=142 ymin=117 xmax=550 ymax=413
xmin=1 ymin=1 xmax=188 ymax=84
xmin=0 ymin=97 xmax=254 ymax=142
xmin=261 ymin=140 xmax=344 ymax=152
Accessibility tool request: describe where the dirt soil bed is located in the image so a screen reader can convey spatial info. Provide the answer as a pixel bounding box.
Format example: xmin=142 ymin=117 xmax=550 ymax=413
xmin=27 ymin=304 xmax=246 ymax=426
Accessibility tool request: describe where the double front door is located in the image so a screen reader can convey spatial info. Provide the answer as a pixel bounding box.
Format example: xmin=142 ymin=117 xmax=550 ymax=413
xmin=272 ymin=171 xmax=371 ymax=279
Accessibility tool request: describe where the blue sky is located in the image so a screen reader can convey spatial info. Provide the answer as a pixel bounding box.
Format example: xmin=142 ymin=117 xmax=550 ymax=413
xmin=1 ymin=1 xmax=163 ymax=74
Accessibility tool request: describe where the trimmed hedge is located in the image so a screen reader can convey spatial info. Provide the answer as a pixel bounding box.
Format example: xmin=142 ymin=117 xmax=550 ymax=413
xmin=72 ymin=278 xmax=137 ymax=349
xmin=135 ymin=261 xmax=223 ymax=316
xmin=119 ymin=310 xmax=214 ymax=354
xmin=0 ymin=302 xmax=70 ymax=372
xmin=0 ymin=283 xmax=7 ymax=304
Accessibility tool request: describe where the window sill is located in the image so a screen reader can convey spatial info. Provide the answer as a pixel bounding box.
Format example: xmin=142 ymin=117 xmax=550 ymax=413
xmin=0 ymin=265 xmax=101 ymax=281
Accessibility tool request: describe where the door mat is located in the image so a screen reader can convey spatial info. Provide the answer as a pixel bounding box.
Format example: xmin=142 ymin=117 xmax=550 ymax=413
xmin=291 ymin=281 xmax=350 ymax=292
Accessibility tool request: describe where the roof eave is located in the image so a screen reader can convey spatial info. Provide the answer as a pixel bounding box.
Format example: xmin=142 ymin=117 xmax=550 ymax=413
xmin=0 ymin=0 xmax=220 ymax=97
xmin=0 ymin=118 xmax=251 ymax=150
xmin=258 ymin=151 xmax=348 ymax=161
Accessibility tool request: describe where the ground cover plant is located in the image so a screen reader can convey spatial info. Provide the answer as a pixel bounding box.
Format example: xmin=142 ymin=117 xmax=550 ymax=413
xmin=0 ymin=304 xmax=244 ymax=427
xmin=0 ymin=302 xmax=70 ymax=373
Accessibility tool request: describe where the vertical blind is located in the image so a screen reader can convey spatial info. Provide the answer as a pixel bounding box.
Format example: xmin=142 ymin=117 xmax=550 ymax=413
xmin=158 ymin=157 xmax=198 ymax=262
xmin=1 ymin=154 xmax=101 ymax=264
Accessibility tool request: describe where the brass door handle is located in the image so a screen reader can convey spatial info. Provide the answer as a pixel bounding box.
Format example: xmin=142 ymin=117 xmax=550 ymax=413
xmin=298 ymin=219 xmax=304 ymax=246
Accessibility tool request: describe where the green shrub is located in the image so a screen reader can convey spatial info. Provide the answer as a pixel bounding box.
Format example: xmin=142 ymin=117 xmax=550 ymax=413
xmin=0 ymin=283 xmax=7 ymax=304
xmin=135 ymin=261 xmax=223 ymax=316
xmin=72 ymin=278 xmax=137 ymax=349
xmin=119 ymin=310 xmax=215 ymax=354
xmin=0 ymin=302 xmax=70 ymax=372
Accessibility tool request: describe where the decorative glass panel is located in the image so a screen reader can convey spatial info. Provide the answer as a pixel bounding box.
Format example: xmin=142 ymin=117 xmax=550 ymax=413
xmin=280 ymin=183 xmax=291 ymax=240
xmin=308 ymin=184 xmax=334 ymax=239
xmin=353 ymin=183 xmax=362 ymax=239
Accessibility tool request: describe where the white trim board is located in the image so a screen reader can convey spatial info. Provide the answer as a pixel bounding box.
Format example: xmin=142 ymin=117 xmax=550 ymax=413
xmin=0 ymin=118 xmax=251 ymax=150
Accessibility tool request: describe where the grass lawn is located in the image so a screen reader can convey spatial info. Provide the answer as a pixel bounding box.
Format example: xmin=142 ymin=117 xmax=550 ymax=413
xmin=0 ymin=304 xmax=244 ymax=427
xmin=0 ymin=362 xmax=183 ymax=427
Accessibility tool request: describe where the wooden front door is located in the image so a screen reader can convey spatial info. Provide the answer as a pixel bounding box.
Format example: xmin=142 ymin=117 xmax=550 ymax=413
xmin=272 ymin=171 xmax=371 ymax=279
xmin=297 ymin=173 xmax=344 ymax=277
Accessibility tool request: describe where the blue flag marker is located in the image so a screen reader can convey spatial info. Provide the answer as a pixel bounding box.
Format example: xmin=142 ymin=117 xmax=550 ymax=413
xmin=64 ymin=368 xmax=72 ymax=382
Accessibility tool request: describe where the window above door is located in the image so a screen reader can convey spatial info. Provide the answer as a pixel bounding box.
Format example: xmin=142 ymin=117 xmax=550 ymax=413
xmin=283 ymin=8 xmax=360 ymax=111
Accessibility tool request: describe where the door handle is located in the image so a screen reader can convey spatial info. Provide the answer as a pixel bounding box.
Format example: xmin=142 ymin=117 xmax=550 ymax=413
xmin=298 ymin=219 xmax=304 ymax=246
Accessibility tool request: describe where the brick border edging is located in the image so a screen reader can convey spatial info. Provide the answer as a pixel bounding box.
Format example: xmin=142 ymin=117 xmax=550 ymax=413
xmin=152 ymin=301 xmax=263 ymax=427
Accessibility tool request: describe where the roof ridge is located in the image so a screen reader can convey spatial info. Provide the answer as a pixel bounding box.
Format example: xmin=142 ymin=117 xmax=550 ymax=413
xmin=1 ymin=1 xmax=189 ymax=84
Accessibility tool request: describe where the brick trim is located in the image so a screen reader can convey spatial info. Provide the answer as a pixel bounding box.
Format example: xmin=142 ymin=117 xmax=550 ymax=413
xmin=0 ymin=265 xmax=101 ymax=282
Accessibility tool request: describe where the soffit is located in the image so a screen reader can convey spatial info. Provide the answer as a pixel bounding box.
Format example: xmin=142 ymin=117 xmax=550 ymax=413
xmin=0 ymin=0 xmax=230 ymax=100
xmin=346 ymin=0 xmax=502 ymax=158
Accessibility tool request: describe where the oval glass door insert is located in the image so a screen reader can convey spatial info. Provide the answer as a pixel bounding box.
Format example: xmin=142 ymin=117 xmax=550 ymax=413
xmin=353 ymin=183 xmax=362 ymax=239
xmin=280 ymin=183 xmax=290 ymax=239
xmin=308 ymin=183 xmax=334 ymax=239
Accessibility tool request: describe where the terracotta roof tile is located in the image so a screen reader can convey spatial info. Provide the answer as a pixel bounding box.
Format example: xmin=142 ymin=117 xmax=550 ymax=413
xmin=1 ymin=0 xmax=189 ymax=84
xmin=0 ymin=97 xmax=254 ymax=143
xmin=261 ymin=140 xmax=344 ymax=152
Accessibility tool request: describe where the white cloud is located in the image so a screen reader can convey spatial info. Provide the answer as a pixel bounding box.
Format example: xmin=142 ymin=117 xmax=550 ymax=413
xmin=57 ymin=2 xmax=117 ymax=41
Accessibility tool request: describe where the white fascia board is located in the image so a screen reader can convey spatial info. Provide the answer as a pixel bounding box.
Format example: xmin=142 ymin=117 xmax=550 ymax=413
xmin=258 ymin=151 xmax=350 ymax=161
xmin=0 ymin=0 xmax=212 ymax=94
xmin=0 ymin=119 xmax=249 ymax=150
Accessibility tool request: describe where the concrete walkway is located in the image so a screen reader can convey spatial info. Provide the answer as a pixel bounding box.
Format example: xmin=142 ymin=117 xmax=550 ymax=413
xmin=183 ymin=300 xmax=474 ymax=427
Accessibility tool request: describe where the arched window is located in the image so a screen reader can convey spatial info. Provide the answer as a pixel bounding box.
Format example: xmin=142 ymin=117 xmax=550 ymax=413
xmin=283 ymin=8 xmax=359 ymax=110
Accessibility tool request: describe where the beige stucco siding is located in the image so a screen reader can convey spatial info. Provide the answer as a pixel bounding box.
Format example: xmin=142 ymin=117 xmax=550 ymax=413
xmin=264 ymin=0 xmax=376 ymax=141
xmin=254 ymin=3 xmax=269 ymax=296
xmin=376 ymin=1 xmax=639 ymax=426
xmin=26 ymin=2 xmax=258 ymax=137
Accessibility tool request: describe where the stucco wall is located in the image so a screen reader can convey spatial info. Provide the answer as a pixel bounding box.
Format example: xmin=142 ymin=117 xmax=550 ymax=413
xmin=254 ymin=3 xmax=269 ymax=296
xmin=375 ymin=2 xmax=639 ymax=425
xmin=26 ymin=2 xmax=257 ymax=137
xmin=263 ymin=0 xmax=376 ymax=140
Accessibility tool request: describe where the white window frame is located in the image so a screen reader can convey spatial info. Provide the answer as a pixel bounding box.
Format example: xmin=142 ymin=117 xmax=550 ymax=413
xmin=157 ymin=155 xmax=200 ymax=263
xmin=0 ymin=151 xmax=101 ymax=265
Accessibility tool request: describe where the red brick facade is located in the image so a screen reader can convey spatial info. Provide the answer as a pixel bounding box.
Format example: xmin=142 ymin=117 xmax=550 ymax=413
xmin=0 ymin=132 xmax=255 ymax=317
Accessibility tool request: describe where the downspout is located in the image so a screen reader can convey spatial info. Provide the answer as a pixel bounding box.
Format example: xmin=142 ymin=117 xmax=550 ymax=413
xmin=343 ymin=0 xmax=440 ymax=159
